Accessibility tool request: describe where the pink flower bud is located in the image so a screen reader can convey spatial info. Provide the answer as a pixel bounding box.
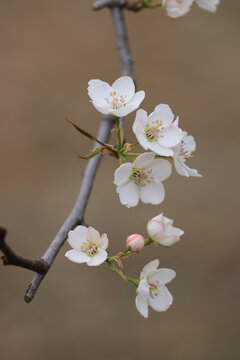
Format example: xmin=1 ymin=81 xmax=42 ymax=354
xmin=126 ymin=234 xmax=145 ymax=252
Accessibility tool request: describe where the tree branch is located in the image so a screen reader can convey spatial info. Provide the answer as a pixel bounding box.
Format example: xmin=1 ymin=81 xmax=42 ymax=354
xmin=0 ymin=227 xmax=49 ymax=274
xmin=22 ymin=2 xmax=135 ymax=302
xmin=0 ymin=0 xmax=135 ymax=303
xmin=93 ymin=0 xmax=143 ymax=12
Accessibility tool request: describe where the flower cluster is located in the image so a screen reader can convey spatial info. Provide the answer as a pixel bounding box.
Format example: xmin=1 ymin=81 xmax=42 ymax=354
xmin=65 ymin=75 xmax=201 ymax=318
xmin=87 ymin=76 xmax=202 ymax=208
xmin=66 ymin=212 xmax=183 ymax=318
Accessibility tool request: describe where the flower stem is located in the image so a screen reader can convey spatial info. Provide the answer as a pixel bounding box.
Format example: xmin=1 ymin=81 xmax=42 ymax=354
xmin=106 ymin=258 xmax=139 ymax=286
xmin=125 ymin=276 xmax=139 ymax=287
xmin=115 ymin=117 xmax=122 ymax=152
xmin=122 ymin=152 xmax=141 ymax=158
xmin=106 ymin=258 xmax=125 ymax=280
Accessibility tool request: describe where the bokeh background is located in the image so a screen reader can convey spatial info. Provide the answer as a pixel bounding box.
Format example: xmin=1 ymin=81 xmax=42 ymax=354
xmin=0 ymin=1 xmax=239 ymax=359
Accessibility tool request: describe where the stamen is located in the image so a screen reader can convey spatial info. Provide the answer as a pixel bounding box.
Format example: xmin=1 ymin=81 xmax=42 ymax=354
xmin=179 ymin=141 xmax=194 ymax=160
xmin=129 ymin=167 xmax=155 ymax=187
xmin=105 ymin=91 xmax=127 ymax=110
xmin=145 ymin=120 xmax=164 ymax=142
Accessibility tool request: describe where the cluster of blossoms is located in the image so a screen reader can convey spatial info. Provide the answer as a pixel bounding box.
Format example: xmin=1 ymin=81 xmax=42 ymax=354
xmin=92 ymin=76 xmax=202 ymax=208
xmin=141 ymin=0 xmax=220 ymax=18
xmin=65 ymin=75 xmax=201 ymax=318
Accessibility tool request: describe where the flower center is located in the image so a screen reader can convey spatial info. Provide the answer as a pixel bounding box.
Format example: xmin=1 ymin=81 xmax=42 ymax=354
xmin=129 ymin=167 xmax=155 ymax=187
xmin=149 ymin=280 xmax=161 ymax=299
xmin=145 ymin=120 xmax=165 ymax=142
xmin=105 ymin=91 xmax=127 ymax=110
xmin=81 ymin=240 xmax=98 ymax=257
xmin=179 ymin=140 xmax=194 ymax=160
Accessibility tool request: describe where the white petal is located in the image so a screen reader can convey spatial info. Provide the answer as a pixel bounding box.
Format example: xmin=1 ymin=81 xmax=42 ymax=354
xmin=156 ymin=224 xmax=184 ymax=246
xmin=129 ymin=91 xmax=145 ymax=108
xmin=149 ymin=104 xmax=174 ymax=126
xmin=67 ymin=225 xmax=88 ymax=250
xmin=134 ymin=152 xmax=155 ymax=168
xmin=100 ymin=233 xmax=109 ymax=250
xmin=147 ymin=218 xmax=165 ymax=241
xmin=174 ymin=157 xmax=189 ymax=177
xmin=173 ymin=116 xmax=179 ymax=127
xmin=88 ymin=79 xmax=103 ymax=87
xmin=159 ymin=127 xmax=183 ymax=148
xmin=88 ymin=81 xmax=112 ymax=106
xmin=183 ymin=134 xmax=196 ymax=152
xmin=162 ymin=215 xmax=173 ymax=226
xmin=87 ymin=248 xmax=107 ymax=266
xmin=157 ymin=235 xmax=180 ymax=247
xmin=117 ymin=181 xmax=140 ymax=208
xmin=135 ymin=294 xmax=149 ymax=318
xmin=151 ymin=213 xmax=164 ymax=223
xmin=133 ymin=109 xmax=148 ymax=134
xmin=111 ymin=76 xmax=135 ymax=102
xmin=164 ymin=0 xmax=193 ymax=18
xmin=91 ymin=102 xmax=111 ymax=115
xmin=148 ymin=285 xmax=173 ymax=312
xmin=174 ymin=158 xmax=202 ymax=178
xmin=140 ymin=259 xmax=160 ymax=278
xmin=149 ymin=141 xmax=174 ymax=157
xmin=196 ymin=0 xmax=219 ymax=13
xmin=137 ymin=278 xmax=150 ymax=297
xmin=87 ymin=226 xmax=100 ymax=243
xmin=114 ymin=163 xmax=133 ymax=186
xmin=165 ymin=226 xmax=184 ymax=238
xmin=135 ymin=130 xmax=150 ymax=150
xmin=140 ymin=182 xmax=165 ymax=205
xmin=65 ymin=249 xmax=89 ymax=264
xmin=149 ymin=269 xmax=176 ymax=285
xmin=150 ymin=159 xmax=172 ymax=182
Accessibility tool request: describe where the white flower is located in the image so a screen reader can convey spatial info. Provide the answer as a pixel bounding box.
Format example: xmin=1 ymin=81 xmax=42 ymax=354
xmin=126 ymin=234 xmax=146 ymax=251
xmin=172 ymin=132 xmax=202 ymax=177
xmin=132 ymin=104 xmax=183 ymax=157
xmin=196 ymin=0 xmax=220 ymax=13
xmin=147 ymin=213 xmax=184 ymax=246
xmin=114 ymin=152 xmax=172 ymax=208
xmin=135 ymin=259 xmax=176 ymax=318
xmin=65 ymin=225 xmax=109 ymax=266
xmin=88 ymin=76 xmax=145 ymax=117
xmin=162 ymin=0 xmax=193 ymax=18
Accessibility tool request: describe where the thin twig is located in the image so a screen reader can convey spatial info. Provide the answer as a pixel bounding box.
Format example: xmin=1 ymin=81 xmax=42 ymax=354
xmin=23 ymin=3 xmax=135 ymax=303
xmin=0 ymin=227 xmax=49 ymax=274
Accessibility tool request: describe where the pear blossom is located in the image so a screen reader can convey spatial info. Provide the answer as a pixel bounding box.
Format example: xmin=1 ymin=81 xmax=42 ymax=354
xmin=135 ymin=259 xmax=176 ymax=318
xmin=147 ymin=213 xmax=184 ymax=246
xmin=196 ymin=0 xmax=220 ymax=13
xmin=88 ymin=76 xmax=145 ymax=117
xmin=126 ymin=234 xmax=146 ymax=251
xmin=132 ymin=104 xmax=183 ymax=157
xmin=65 ymin=225 xmax=109 ymax=266
xmin=162 ymin=0 xmax=193 ymax=19
xmin=172 ymin=132 xmax=202 ymax=177
xmin=114 ymin=152 xmax=172 ymax=208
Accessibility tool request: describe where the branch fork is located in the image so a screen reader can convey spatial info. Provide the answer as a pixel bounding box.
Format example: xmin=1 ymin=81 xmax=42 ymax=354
xmin=0 ymin=227 xmax=49 ymax=274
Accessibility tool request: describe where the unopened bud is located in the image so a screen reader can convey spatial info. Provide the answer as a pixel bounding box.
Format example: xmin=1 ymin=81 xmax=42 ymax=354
xmin=126 ymin=234 xmax=145 ymax=252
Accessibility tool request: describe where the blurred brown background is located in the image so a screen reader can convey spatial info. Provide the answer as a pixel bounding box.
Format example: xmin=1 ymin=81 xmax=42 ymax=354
xmin=0 ymin=1 xmax=239 ymax=359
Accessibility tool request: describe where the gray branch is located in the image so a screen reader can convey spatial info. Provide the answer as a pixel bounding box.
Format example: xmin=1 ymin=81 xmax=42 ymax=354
xmin=93 ymin=0 xmax=126 ymax=11
xmin=24 ymin=2 xmax=135 ymax=303
xmin=93 ymin=0 xmax=143 ymax=12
